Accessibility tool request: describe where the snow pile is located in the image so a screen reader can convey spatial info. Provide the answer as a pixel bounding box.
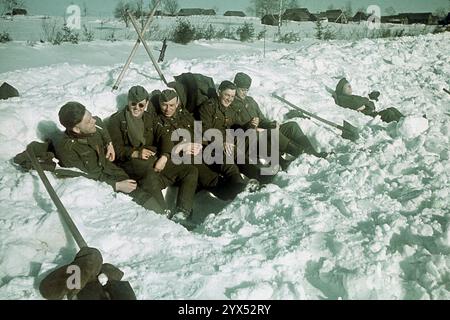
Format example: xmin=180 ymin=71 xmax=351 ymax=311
xmin=0 ymin=29 xmax=449 ymax=300
xmin=397 ymin=117 xmax=429 ymax=140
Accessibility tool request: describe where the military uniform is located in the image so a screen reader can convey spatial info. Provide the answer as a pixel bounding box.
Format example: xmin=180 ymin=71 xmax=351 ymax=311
xmin=198 ymin=97 xmax=277 ymax=183
xmin=158 ymin=107 xmax=246 ymax=200
xmin=334 ymin=78 xmax=404 ymax=123
xmin=231 ymin=95 xmax=324 ymax=160
xmin=108 ymin=109 xmax=198 ymax=214
xmin=53 ymin=117 xmax=158 ymax=210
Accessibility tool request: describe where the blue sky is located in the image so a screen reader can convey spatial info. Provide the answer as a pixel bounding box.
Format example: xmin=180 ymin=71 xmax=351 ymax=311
xmin=22 ymin=0 xmax=450 ymax=17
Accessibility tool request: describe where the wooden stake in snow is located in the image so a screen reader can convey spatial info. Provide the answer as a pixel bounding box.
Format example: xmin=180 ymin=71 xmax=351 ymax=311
xmin=127 ymin=9 xmax=168 ymax=85
xmin=112 ymin=0 xmax=161 ymax=91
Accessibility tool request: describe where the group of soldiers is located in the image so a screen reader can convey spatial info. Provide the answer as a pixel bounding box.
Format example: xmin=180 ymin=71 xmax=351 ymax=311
xmin=53 ymin=72 xmax=324 ymax=227
xmin=53 ymin=72 xmax=402 ymax=227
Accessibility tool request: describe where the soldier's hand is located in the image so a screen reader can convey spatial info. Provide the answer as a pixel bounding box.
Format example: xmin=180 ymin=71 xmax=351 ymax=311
xmin=187 ymin=143 xmax=202 ymax=156
xmin=269 ymin=120 xmax=279 ymax=130
xmin=105 ymin=142 xmax=115 ymax=162
xmin=173 ymin=142 xmax=186 ymax=155
xmin=250 ymin=117 xmax=260 ymax=128
xmin=141 ymin=148 xmax=156 ymax=160
xmin=115 ymin=179 xmax=137 ymax=194
xmin=154 ymin=155 xmax=168 ymax=172
xmin=224 ymin=142 xmax=235 ymax=157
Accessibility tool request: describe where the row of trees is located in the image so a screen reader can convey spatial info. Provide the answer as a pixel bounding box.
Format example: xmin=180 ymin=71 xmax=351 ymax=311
xmin=114 ymin=0 xmax=179 ymax=27
xmin=247 ymin=0 xmax=300 ymax=18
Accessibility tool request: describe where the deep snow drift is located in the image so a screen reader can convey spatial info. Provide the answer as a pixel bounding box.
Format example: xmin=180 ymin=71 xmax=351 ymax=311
xmin=0 ymin=30 xmax=449 ymax=299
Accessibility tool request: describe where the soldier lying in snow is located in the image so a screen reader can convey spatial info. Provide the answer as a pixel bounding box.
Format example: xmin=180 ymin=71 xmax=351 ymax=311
xmin=333 ymin=78 xmax=404 ymax=123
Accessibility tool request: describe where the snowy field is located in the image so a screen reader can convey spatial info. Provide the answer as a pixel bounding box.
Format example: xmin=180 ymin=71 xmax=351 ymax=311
xmin=1 ymin=14 xmax=438 ymax=43
xmin=0 ymin=16 xmax=449 ymax=299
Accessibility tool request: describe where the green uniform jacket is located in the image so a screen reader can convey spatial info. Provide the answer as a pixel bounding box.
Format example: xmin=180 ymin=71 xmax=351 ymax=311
xmin=159 ymin=108 xmax=211 ymax=152
xmin=334 ymin=80 xmax=376 ymax=116
xmin=231 ymin=95 xmax=274 ymax=129
xmin=334 ymin=80 xmax=403 ymax=122
xmin=108 ymin=109 xmax=173 ymax=164
xmin=197 ymin=97 xmax=238 ymax=137
xmin=53 ymin=117 xmax=129 ymax=189
xmin=158 ymin=108 xmax=196 ymax=138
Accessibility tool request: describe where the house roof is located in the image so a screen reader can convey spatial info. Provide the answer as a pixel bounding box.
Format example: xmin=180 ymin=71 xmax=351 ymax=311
xmin=353 ymin=11 xmax=369 ymax=20
xmin=178 ymin=8 xmax=215 ymax=16
xmin=261 ymin=14 xmax=280 ymax=25
xmin=325 ymin=9 xmax=346 ymax=22
xmin=398 ymin=12 xmax=433 ymax=19
xmin=283 ymin=8 xmax=315 ymax=21
xmin=224 ymin=11 xmax=246 ymax=17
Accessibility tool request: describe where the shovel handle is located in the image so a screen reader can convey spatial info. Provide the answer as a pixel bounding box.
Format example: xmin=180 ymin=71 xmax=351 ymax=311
xmin=444 ymin=88 xmax=450 ymax=95
xmin=272 ymin=93 xmax=342 ymax=130
xmin=26 ymin=147 xmax=87 ymax=249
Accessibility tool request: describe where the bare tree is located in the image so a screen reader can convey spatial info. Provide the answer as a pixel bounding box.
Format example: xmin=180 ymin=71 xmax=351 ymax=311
xmin=434 ymin=7 xmax=447 ymax=18
xmin=114 ymin=1 xmax=134 ymax=27
xmin=250 ymin=0 xmax=279 ymax=18
xmin=278 ymin=0 xmax=283 ymax=35
xmin=82 ymin=2 xmax=88 ymax=17
xmin=285 ymin=0 xmax=300 ymax=9
xmin=134 ymin=0 xmax=144 ymax=18
xmin=162 ymin=0 xmax=179 ymax=16
xmin=344 ymin=1 xmax=353 ymax=18
xmin=250 ymin=0 xmax=302 ymax=18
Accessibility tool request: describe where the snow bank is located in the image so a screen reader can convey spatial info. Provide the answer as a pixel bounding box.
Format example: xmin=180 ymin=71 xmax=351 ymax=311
xmin=397 ymin=116 xmax=429 ymax=140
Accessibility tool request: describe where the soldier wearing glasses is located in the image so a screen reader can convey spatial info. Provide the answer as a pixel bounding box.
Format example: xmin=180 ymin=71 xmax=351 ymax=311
xmin=108 ymin=86 xmax=199 ymax=220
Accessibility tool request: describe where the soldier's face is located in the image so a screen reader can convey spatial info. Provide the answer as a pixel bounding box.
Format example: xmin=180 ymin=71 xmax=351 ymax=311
xmin=236 ymin=88 xmax=248 ymax=100
xmin=160 ymin=97 xmax=179 ymax=118
xmin=219 ymin=89 xmax=236 ymax=108
xmin=128 ymin=99 xmax=148 ymax=119
xmin=343 ymin=83 xmax=352 ymax=95
xmin=73 ymin=110 xmax=96 ymax=135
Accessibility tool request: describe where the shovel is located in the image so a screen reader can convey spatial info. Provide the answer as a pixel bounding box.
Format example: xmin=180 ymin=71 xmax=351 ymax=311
xmin=272 ymin=93 xmax=359 ymax=142
xmin=26 ymin=146 xmax=136 ymax=300
xmin=444 ymin=88 xmax=450 ymax=96
xmin=158 ymin=38 xmax=168 ymax=63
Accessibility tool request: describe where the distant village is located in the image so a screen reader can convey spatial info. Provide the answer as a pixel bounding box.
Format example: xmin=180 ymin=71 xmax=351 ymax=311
xmin=4 ymin=6 xmax=450 ymax=27
xmin=167 ymin=7 xmax=450 ymax=26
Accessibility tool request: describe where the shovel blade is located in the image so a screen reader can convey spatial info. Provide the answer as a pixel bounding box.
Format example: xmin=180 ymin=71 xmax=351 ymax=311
xmin=39 ymin=247 xmax=103 ymax=300
xmin=341 ymin=120 xmax=359 ymax=142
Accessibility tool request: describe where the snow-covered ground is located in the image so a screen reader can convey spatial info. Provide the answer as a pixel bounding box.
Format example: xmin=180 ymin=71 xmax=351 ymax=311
xmin=1 ymin=14 xmax=438 ymax=43
xmin=0 ymin=18 xmax=449 ymax=299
